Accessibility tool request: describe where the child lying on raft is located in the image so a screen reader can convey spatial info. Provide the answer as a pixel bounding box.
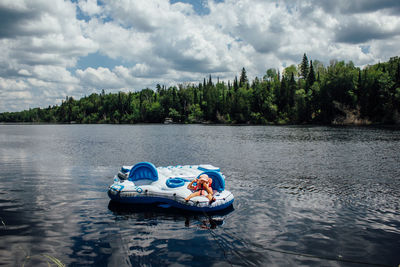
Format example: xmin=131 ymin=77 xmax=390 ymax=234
xmin=185 ymin=174 xmax=216 ymax=205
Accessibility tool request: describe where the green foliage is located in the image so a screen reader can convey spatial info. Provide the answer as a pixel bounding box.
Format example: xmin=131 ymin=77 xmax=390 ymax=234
xmin=1 ymin=55 xmax=399 ymax=125
xmin=264 ymin=68 xmax=277 ymax=81
xmin=188 ymin=104 xmax=203 ymax=123
xmin=300 ymin=53 xmax=309 ymax=79
xmin=168 ymin=108 xmax=181 ymax=122
xmin=283 ymin=65 xmax=297 ymax=78
xmin=239 ymin=67 xmax=248 ymax=88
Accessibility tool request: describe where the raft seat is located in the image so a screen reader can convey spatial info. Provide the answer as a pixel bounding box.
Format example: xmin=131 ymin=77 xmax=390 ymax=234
xmin=128 ymin=162 xmax=158 ymax=184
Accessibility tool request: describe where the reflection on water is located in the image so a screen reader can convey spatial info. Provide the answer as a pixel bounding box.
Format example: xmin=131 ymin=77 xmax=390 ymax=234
xmin=107 ymin=201 xmax=232 ymax=230
xmin=0 ymin=124 xmax=399 ymax=266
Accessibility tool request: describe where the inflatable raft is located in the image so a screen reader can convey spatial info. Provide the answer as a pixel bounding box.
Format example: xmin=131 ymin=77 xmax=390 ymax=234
xmin=108 ymin=162 xmax=234 ymax=212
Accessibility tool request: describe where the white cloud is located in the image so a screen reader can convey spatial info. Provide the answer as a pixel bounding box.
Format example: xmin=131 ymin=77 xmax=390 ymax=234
xmin=76 ymin=67 xmax=124 ymax=89
xmin=2 ymin=90 xmax=32 ymax=99
xmin=0 ymin=77 xmax=28 ymax=91
xmin=105 ymin=0 xmax=178 ymax=32
xmin=0 ymin=0 xmax=97 ymax=111
xmin=84 ymin=19 xmax=152 ymax=61
xmin=78 ymin=0 xmax=102 ymax=16
xmin=1 ymin=0 xmax=400 ymax=112
xmin=27 ymin=78 xmax=53 ymax=88
xmin=17 ymin=69 xmax=31 ymax=76
xmin=32 ymin=65 xmax=79 ymax=84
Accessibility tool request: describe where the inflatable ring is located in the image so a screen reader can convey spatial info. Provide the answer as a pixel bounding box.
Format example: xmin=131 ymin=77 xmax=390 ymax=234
xmin=166 ymin=178 xmax=187 ymax=188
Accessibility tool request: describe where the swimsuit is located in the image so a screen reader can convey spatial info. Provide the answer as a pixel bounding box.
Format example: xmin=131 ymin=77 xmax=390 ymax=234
xmin=194 ymin=178 xmax=212 ymax=195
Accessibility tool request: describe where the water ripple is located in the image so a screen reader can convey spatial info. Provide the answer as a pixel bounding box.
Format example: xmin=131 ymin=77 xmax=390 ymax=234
xmin=0 ymin=125 xmax=399 ymax=266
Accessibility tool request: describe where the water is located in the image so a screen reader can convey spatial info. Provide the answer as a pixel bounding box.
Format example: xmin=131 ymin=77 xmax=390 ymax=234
xmin=0 ymin=124 xmax=399 ymax=266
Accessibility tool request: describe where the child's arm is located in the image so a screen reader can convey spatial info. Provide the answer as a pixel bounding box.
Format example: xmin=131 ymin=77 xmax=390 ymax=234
xmin=187 ymin=179 xmax=197 ymax=190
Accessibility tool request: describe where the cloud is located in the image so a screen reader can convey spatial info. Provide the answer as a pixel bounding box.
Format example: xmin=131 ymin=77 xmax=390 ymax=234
xmin=0 ymin=0 xmax=97 ymax=111
xmin=84 ymin=19 xmax=152 ymax=62
xmin=17 ymin=69 xmax=31 ymax=76
xmin=75 ymin=65 xmax=172 ymax=91
xmin=1 ymin=0 xmax=400 ymax=112
xmin=334 ymin=12 xmax=400 ymax=44
xmin=32 ymin=65 xmax=79 ymax=84
xmin=78 ymin=0 xmax=102 ymax=16
xmin=0 ymin=5 xmax=38 ymax=38
xmin=213 ymin=1 xmax=286 ymax=54
xmin=0 ymin=77 xmax=28 ymax=91
xmin=105 ymin=0 xmax=182 ymax=32
xmin=76 ymin=67 xmax=124 ymax=89
xmin=0 ymin=0 xmax=98 ymax=69
xmin=309 ymin=0 xmax=400 ymax=15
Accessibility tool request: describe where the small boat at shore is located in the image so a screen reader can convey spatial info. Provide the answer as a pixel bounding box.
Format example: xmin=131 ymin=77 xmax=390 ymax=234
xmin=108 ymin=162 xmax=234 ymax=212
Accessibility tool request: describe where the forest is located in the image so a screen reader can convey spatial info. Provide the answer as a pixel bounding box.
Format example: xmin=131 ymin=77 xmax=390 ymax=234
xmin=1 ymin=54 xmax=400 ymax=125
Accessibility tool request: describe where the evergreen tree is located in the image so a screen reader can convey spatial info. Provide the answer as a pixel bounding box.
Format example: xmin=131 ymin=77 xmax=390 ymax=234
xmin=1 ymin=54 xmax=399 ymax=125
xmin=288 ymin=72 xmax=296 ymax=109
xmin=307 ymin=60 xmax=316 ymax=87
xmin=300 ymin=53 xmax=309 ymax=79
xmin=239 ymin=67 xmax=248 ymax=88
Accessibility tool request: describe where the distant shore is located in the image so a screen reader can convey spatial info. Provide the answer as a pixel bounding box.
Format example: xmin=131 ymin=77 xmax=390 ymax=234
xmin=1 ymin=121 xmax=399 ymax=127
xmin=2 ymin=55 xmax=400 ymax=126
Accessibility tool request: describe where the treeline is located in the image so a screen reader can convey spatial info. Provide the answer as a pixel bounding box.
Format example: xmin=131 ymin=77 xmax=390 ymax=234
xmin=1 ymin=54 xmax=400 ymax=125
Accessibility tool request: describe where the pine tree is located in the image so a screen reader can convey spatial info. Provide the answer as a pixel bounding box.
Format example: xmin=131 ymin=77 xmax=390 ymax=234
xmin=239 ymin=67 xmax=248 ymax=88
xmin=307 ymin=60 xmax=316 ymax=87
xmin=288 ymin=72 xmax=296 ymax=108
xmin=233 ymin=76 xmax=238 ymax=92
xmin=279 ymin=75 xmax=288 ymax=113
xmin=356 ymin=69 xmax=362 ymax=102
xmin=156 ymin=84 xmax=161 ymax=93
xmin=396 ymin=61 xmax=400 ymax=86
xmin=300 ymin=53 xmax=309 ymax=79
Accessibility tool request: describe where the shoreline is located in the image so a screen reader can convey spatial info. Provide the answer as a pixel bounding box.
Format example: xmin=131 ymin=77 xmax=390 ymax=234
xmin=1 ymin=121 xmax=399 ymax=128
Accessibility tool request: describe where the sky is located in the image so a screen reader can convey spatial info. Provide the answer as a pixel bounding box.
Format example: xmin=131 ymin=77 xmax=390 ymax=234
xmin=1 ymin=0 xmax=400 ymax=112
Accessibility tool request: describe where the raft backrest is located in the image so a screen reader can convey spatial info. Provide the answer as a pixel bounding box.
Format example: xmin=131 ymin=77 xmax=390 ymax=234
xmin=198 ymin=171 xmax=225 ymax=192
xmin=128 ymin=162 xmax=158 ymax=182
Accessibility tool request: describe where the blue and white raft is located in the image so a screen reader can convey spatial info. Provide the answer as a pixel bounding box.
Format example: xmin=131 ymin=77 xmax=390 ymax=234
xmin=108 ymin=162 xmax=234 ymax=212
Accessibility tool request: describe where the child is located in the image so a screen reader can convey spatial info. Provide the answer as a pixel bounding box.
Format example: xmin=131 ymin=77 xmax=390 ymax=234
xmin=185 ymin=174 xmax=216 ymax=205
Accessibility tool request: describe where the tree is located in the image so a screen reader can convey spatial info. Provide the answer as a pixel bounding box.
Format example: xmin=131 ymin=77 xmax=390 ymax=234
xmin=307 ymin=60 xmax=316 ymax=88
xmin=1 ymin=53 xmax=399 ymax=125
xmin=283 ymin=65 xmax=297 ymax=78
xmin=188 ymin=104 xmax=203 ymax=123
xmin=239 ymin=67 xmax=248 ymax=88
xmin=300 ymin=53 xmax=309 ymax=79
xmin=264 ymin=68 xmax=277 ymax=81
xmin=288 ymin=72 xmax=296 ymax=109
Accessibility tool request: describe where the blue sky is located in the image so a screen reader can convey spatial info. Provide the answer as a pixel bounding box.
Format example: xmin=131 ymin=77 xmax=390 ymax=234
xmin=1 ymin=0 xmax=400 ymax=112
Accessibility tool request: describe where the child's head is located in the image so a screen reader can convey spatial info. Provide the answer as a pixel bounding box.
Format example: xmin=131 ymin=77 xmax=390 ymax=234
xmin=198 ymin=174 xmax=209 ymax=184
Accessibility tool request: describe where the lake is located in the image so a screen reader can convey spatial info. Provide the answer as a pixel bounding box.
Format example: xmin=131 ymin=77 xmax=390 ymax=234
xmin=0 ymin=124 xmax=399 ymax=266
